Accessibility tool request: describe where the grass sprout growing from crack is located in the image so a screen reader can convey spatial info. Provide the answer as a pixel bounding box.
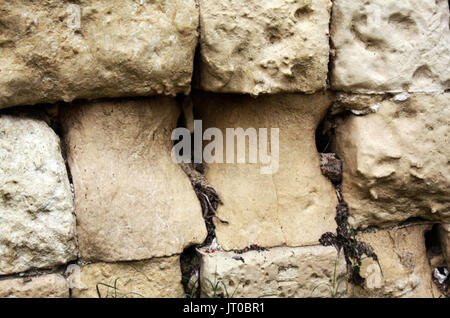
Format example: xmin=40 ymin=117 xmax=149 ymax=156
xmin=201 ymin=271 xmax=238 ymax=298
xmin=202 ymin=278 xmax=237 ymax=298
xmin=96 ymin=278 xmax=144 ymax=298
xmin=184 ymin=272 xmax=238 ymax=298
xmin=185 ymin=276 xmax=200 ymax=298
xmin=310 ymin=258 xmax=348 ymax=298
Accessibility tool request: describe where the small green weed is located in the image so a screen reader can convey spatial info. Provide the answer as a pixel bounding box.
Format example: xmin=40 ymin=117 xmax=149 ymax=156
xmin=96 ymin=278 xmax=144 ymax=298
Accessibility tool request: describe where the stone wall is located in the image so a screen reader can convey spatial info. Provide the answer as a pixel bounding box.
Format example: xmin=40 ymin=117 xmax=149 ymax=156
xmin=0 ymin=0 xmax=448 ymax=298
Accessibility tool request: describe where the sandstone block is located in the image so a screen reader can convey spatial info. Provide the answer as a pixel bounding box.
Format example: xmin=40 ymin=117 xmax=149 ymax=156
xmin=439 ymin=224 xmax=450 ymax=266
xmin=331 ymin=0 xmax=450 ymax=93
xmin=68 ymin=256 xmax=184 ymax=298
xmin=335 ymin=94 xmax=450 ymax=229
xmin=60 ymin=97 xmax=207 ymax=262
xmin=194 ymin=92 xmax=338 ymax=250
xmin=354 ymin=224 xmax=442 ymax=298
xmin=199 ymin=246 xmax=346 ymax=298
xmin=0 ymin=274 xmax=69 ymax=298
xmin=0 ymin=0 xmax=198 ymax=109
xmin=197 ymin=0 xmax=332 ymax=95
xmin=0 ymin=112 xmax=77 ymax=275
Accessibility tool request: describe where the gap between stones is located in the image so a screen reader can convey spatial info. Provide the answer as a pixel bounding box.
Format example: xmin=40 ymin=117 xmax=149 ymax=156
xmin=316 ymin=109 xmax=379 ymax=287
xmin=425 ymin=224 xmax=449 ymax=295
xmin=175 ymin=95 xmax=223 ymax=297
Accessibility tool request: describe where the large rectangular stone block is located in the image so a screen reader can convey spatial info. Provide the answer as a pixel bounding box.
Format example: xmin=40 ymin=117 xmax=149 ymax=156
xmin=0 ymin=274 xmax=69 ymax=298
xmin=194 ymin=92 xmax=338 ymax=250
xmin=197 ymin=0 xmax=331 ymax=95
xmin=199 ymin=246 xmax=346 ymax=298
xmin=0 ymin=112 xmax=77 ymax=275
xmin=60 ymin=97 xmax=207 ymax=262
xmin=335 ymin=94 xmax=450 ymax=229
xmin=0 ymin=0 xmax=198 ymax=109
xmin=68 ymin=256 xmax=184 ymax=298
xmin=331 ymin=0 xmax=450 ymax=93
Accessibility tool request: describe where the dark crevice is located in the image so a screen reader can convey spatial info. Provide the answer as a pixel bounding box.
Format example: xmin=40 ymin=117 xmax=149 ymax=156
xmin=173 ymin=97 xmax=224 ymax=245
xmin=54 ymin=103 xmax=75 ymax=186
xmin=175 ymin=97 xmax=224 ymax=297
xmin=425 ymin=224 xmax=449 ymax=297
xmin=180 ymin=246 xmax=201 ymax=298
xmin=0 ymin=262 xmax=68 ymax=281
xmin=319 ymin=199 xmax=380 ymax=286
xmin=315 ymin=116 xmax=333 ymax=153
xmin=326 ymin=0 xmax=336 ymax=90
xmin=425 ymin=224 xmax=442 ymax=257
xmin=317 ymin=103 xmax=379 ymax=287
xmin=316 ymin=102 xmax=343 ymax=186
xmin=191 ymin=0 xmax=202 ymax=91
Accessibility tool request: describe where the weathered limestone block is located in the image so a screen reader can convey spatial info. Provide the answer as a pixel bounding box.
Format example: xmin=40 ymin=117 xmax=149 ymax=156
xmin=194 ymin=92 xmax=338 ymax=250
xmin=0 ymin=113 xmax=77 ymax=275
xmin=60 ymin=97 xmax=207 ymax=262
xmin=197 ymin=0 xmax=332 ymax=95
xmin=331 ymin=0 xmax=450 ymax=93
xmin=0 ymin=0 xmax=199 ymax=109
xmin=0 ymin=274 xmax=69 ymax=298
xmin=335 ymin=94 xmax=450 ymax=229
xmin=199 ymin=246 xmax=346 ymax=298
xmin=68 ymin=256 xmax=184 ymax=298
xmin=354 ymin=224 xmax=442 ymax=298
xmin=439 ymin=224 xmax=450 ymax=266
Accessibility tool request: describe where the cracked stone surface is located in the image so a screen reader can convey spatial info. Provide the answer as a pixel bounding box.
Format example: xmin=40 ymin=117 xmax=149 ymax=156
xmin=354 ymin=224 xmax=443 ymax=298
xmin=199 ymin=245 xmax=346 ymax=298
xmin=197 ymin=0 xmax=331 ymax=95
xmin=331 ymin=0 xmax=450 ymax=93
xmin=60 ymin=97 xmax=207 ymax=262
xmin=0 ymin=274 xmax=69 ymax=298
xmin=68 ymin=256 xmax=184 ymax=298
xmin=194 ymin=92 xmax=338 ymax=250
xmin=335 ymin=93 xmax=450 ymax=229
xmin=0 ymin=0 xmax=198 ymax=109
xmin=0 ymin=112 xmax=77 ymax=275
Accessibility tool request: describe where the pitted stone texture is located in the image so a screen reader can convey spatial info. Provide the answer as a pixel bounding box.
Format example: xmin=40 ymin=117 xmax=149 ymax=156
xmin=354 ymin=224 xmax=442 ymax=298
xmin=199 ymin=246 xmax=346 ymax=298
xmin=197 ymin=0 xmax=331 ymax=95
xmin=68 ymin=256 xmax=184 ymax=298
xmin=0 ymin=274 xmax=69 ymax=298
xmin=194 ymin=92 xmax=338 ymax=250
xmin=439 ymin=224 xmax=450 ymax=266
xmin=0 ymin=0 xmax=198 ymax=109
xmin=0 ymin=113 xmax=77 ymax=275
xmin=331 ymin=0 xmax=450 ymax=93
xmin=61 ymin=97 xmax=207 ymax=262
xmin=335 ymin=94 xmax=450 ymax=229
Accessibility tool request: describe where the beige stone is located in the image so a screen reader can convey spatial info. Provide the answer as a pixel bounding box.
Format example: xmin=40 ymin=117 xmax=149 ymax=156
xmin=0 ymin=113 xmax=77 ymax=275
xmin=335 ymin=94 xmax=450 ymax=229
xmin=60 ymin=97 xmax=207 ymax=262
xmin=197 ymin=0 xmax=331 ymax=95
xmin=68 ymin=256 xmax=184 ymax=298
xmin=194 ymin=92 xmax=338 ymax=250
xmin=0 ymin=0 xmax=198 ymax=109
xmin=439 ymin=224 xmax=450 ymax=266
xmin=199 ymin=245 xmax=347 ymax=298
xmin=0 ymin=274 xmax=69 ymax=298
xmin=331 ymin=0 xmax=450 ymax=93
xmin=354 ymin=224 xmax=442 ymax=298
